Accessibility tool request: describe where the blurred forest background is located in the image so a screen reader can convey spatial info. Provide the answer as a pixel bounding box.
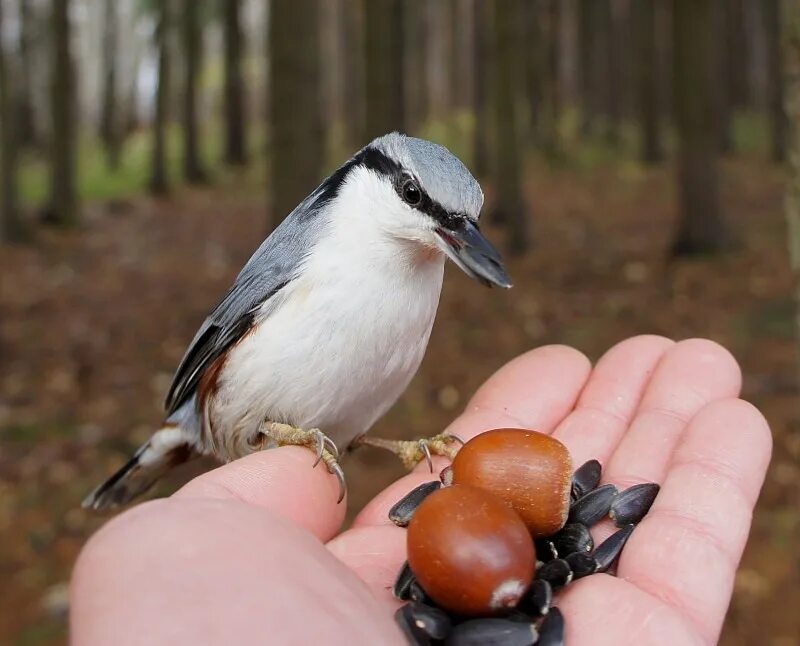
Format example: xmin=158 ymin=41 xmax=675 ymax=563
xmin=0 ymin=0 xmax=799 ymax=643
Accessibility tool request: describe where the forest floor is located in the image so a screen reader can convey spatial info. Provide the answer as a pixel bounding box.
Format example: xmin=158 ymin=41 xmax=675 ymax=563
xmin=0 ymin=156 xmax=797 ymax=645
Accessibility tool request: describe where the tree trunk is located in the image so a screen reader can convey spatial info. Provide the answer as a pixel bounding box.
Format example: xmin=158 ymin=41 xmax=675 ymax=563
xmin=17 ymin=0 xmax=39 ymax=148
xmin=635 ymin=0 xmax=663 ymax=163
xmin=405 ymin=0 xmax=429 ymax=133
xmin=100 ymin=0 xmax=121 ymax=171
xmin=472 ymin=0 xmax=489 ymax=175
xmin=542 ymin=0 xmax=562 ymax=160
xmin=182 ymin=0 xmax=207 ymax=183
xmin=363 ymin=0 xmax=404 ymax=141
xmin=150 ymin=0 xmax=171 ymax=196
xmin=783 ymin=0 xmax=800 ymax=380
xmin=492 ymin=0 xmax=528 ymax=254
xmin=425 ymin=0 xmax=449 ymax=122
xmin=715 ymin=0 xmax=733 ymax=154
xmin=578 ymin=0 xmax=600 ymax=135
xmin=524 ymin=0 xmax=544 ymax=143
xmin=600 ymin=0 xmax=620 ymax=145
xmin=48 ymin=0 xmax=78 ymax=227
xmin=223 ymin=0 xmax=247 ymax=165
xmin=452 ymin=0 xmax=474 ymax=113
xmin=671 ymin=0 xmax=726 ymax=256
xmin=727 ymin=0 xmax=749 ymax=109
xmin=340 ymin=0 xmax=363 ymax=147
xmin=765 ymin=0 xmax=787 ymax=163
xmin=269 ymin=0 xmax=323 ymax=227
xmin=656 ymin=0 xmax=673 ymax=128
xmin=1 ymin=0 xmax=27 ymax=242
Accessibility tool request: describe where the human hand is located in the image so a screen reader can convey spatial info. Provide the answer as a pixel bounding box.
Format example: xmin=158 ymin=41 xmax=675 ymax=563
xmin=70 ymin=337 xmax=771 ymax=645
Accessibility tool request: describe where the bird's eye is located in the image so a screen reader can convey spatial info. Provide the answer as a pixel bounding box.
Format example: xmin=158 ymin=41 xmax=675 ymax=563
xmin=401 ymin=180 xmax=422 ymax=206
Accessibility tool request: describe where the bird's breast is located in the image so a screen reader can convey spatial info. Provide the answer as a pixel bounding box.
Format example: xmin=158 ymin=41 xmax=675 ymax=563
xmin=207 ymin=250 xmax=445 ymax=459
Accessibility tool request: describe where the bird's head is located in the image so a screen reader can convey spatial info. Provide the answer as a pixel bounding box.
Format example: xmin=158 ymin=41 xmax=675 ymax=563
xmin=323 ymin=133 xmax=512 ymax=288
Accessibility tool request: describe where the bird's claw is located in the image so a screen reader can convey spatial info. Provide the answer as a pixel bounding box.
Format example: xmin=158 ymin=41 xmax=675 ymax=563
xmin=260 ymin=423 xmax=345 ymax=503
xmin=311 ymin=429 xmax=339 ymax=467
xmin=321 ymin=454 xmax=347 ymax=504
xmin=353 ymin=432 xmax=464 ymax=471
xmin=418 ymin=440 xmax=434 ymax=472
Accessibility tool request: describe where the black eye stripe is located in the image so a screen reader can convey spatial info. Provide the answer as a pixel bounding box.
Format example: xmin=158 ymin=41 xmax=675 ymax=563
xmin=351 ymin=145 xmax=467 ymax=228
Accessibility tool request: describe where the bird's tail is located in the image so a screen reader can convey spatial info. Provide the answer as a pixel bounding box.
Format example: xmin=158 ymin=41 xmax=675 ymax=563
xmin=82 ymin=425 xmax=197 ymax=511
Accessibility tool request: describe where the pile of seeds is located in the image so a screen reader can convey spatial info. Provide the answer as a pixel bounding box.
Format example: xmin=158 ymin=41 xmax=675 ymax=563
xmin=388 ymin=429 xmax=659 ymax=646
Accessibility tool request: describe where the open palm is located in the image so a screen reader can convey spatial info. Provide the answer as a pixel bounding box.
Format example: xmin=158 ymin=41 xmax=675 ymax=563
xmin=71 ymin=336 xmax=771 ymax=645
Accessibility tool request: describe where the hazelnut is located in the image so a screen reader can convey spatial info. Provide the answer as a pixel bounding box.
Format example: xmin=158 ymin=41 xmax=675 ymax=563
xmin=451 ymin=428 xmax=572 ymax=538
xmin=407 ymin=484 xmax=536 ymax=616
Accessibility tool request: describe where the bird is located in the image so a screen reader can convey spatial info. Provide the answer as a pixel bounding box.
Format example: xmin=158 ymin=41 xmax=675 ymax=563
xmin=83 ymin=132 xmax=511 ymax=511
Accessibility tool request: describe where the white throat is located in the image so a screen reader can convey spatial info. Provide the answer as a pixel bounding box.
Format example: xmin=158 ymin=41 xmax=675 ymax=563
xmin=317 ymin=167 xmax=442 ymax=273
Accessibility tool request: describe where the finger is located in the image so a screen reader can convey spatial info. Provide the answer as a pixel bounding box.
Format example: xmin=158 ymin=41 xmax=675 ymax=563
xmin=175 ymin=446 xmax=346 ymax=542
xmin=73 ymin=498 xmax=398 ymax=646
xmin=618 ymin=398 xmax=772 ymax=643
xmin=602 ymin=339 xmax=742 ymax=490
xmin=326 ymin=524 xmax=408 ymax=609
xmin=454 ymin=344 xmax=593 ymax=442
xmin=556 ymin=576 xmax=699 ymax=646
xmin=551 ymin=335 xmax=674 ymax=466
xmin=352 ymin=345 xmax=591 ymax=528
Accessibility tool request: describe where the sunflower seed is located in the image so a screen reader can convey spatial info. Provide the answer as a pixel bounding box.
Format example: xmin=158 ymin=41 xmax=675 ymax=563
xmin=593 ymin=524 xmax=635 ymax=572
xmin=571 ymin=459 xmax=602 ymax=500
xmin=565 ymin=551 xmax=598 ymax=579
xmin=395 ymin=604 xmax=431 ymax=645
xmin=405 ymin=602 xmax=452 ymax=640
xmin=517 ymin=578 xmax=552 ymax=618
xmin=393 ymin=561 xmax=416 ymax=600
xmin=551 ymin=522 xmax=593 ymax=556
xmin=444 ymin=618 xmax=538 ymax=646
xmin=537 ymin=607 xmax=565 ymax=646
xmin=609 ymin=483 xmax=660 ymax=527
xmin=568 ymin=483 xmax=618 ymax=526
xmin=535 ymin=558 xmax=573 ymax=589
xmin=534 ymin=538 xmax=558 ymax=562
xmin=389 ymin=481 xmax=442 ymax=527
xmin=408 ymin=581 xmax=430 ymax=604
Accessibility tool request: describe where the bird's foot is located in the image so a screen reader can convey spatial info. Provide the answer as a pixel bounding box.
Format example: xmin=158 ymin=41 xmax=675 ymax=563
xmin=259 ymin=423 xmax=346 ymax=503
xmin=354 ymin=433 xmax=464 ymax=471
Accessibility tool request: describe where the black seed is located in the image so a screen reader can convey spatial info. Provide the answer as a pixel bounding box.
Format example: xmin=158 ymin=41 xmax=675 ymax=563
xmin=389 ymin=481 xmax=442 ymax=527
xmin=571 ymin=459 xmax=602 ymax=500
xmin=537 ymin=607 xmax=565 ymax=646
xmin=505 ymin=609 xmax=537 ymax=623
xmin=395 ymin=604 xmax=432 ymax=646
xmin=405 ymin=602 xmax=452 ymax=640
xmin=408 ymin=581 xmax=430 ymax=604
xmin=535 ymin=558 xmax=572 ymax=589
xmin=568 ymin=483 xmax=618 ymax=526
xmin=565 ymin=551 xmax=598 ymax=579
xmin=393 ymin=561 xmax=415 ymax=600
xmin=593 ymin=524 xmax=635 ymax=572
xmin=609 ymin=483 xmax=660 ymax=527
xmin=517 ymin=578 xmax=552 ymax=618
xmin=534 ymin=539 xmax=558 ymax=562
xmin=444 ymin=618 xmax=538 ymax=646
xmin=551 ymin=522 xmax=594 ymax=556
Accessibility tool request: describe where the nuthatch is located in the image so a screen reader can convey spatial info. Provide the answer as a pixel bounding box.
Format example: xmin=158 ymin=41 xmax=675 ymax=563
xmin=84 ymin=133 xmax=511 ymax=510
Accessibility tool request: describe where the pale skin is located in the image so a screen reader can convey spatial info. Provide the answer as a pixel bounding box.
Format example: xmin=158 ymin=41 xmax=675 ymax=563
xmin=71 ymin=336 xmax=772 ymax=645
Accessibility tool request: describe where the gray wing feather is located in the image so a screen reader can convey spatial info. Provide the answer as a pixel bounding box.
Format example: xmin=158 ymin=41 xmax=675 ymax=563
xmin=164 ymin=189 xmax=330 ymax=415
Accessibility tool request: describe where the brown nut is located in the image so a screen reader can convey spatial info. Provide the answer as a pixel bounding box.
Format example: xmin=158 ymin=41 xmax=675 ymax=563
xmin=407 ymin=484 xmax=536 ymax=616
xmin=451 ymin=428 xmax=572 ymax=538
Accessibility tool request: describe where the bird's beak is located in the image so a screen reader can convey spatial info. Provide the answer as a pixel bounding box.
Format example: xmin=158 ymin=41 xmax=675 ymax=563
xmin=435 ymin=219 xmax=512 ymax=288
